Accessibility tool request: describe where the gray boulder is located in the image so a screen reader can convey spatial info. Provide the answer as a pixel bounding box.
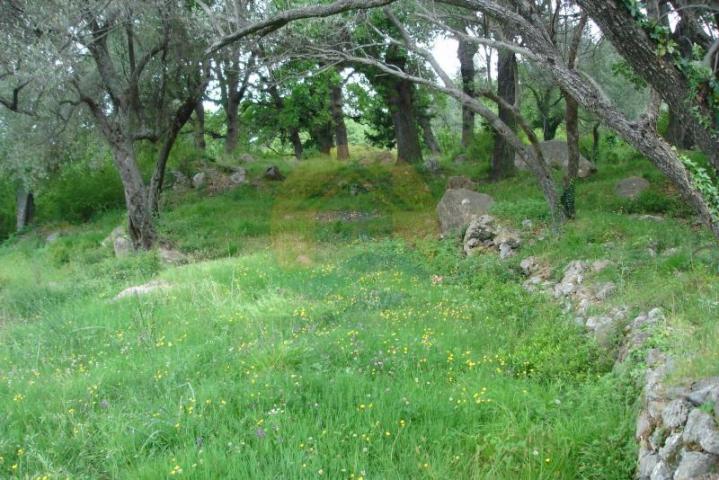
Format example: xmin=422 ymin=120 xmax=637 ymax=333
xmin=515 ymin=140 xmax=597 ymax=178
xmin=114 ymin=280 xmax=171 ymax=301
xmin=684 ymin=409 xmax=719 ymax=454
xmin=673 ymin=450 xmax=719 ymax=480
xmin=661 ymin=399 xmax=691 ymax=429
xmin=264 ymin=165 xmax=285 ymax=181
xmin=170 ymin=170 xmax=191 ymax=190
xmin=424 ymin=156 xmax=441 ymax=174
xmin=437 ymin=188 xmax=494 ymax=235
xmin=229 ymin=168 xmax=248 ymax=185
xmin=239 ymin=153 xmax=256 ymax=163
xmin=113 ymin=235 xmax=132 ymax=258
xmin=192 ymin=172 xmax=207 ymax=189
xmin=616 ymin=176 xmax=650 ymax=199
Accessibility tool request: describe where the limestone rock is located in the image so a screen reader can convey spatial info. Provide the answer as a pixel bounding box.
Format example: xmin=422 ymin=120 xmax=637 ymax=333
xmin=514 ymin=140 xmax=597 ymax=178
xmin=684 ymin=409 xmax=719 ymax=454
xmin=674 ymin=450 xmax=719 ymax=480
xmin=113 ymin=235 xmax=132 ymax=258
xmin=229 ymin=168 xmax=248 ymax=185
xmin=158 ymin=246 xmax=188 ymax=266
xmin=192 ymin=172 xmax=207 ymax=189
xmin=114 ymin=280 xmax=171 ymax=301
xmin=264 ymin=165 xmax=285 ymax=181
xmin=661 ymin=399 xmax=691 ymax=429
xmin=424 ymin=156 xmax=441 ymax=174
xmin=649 ymin=461 xmax=672 ymax=480
xmin=437 ymin=188 xmax=494 ymax=235
xmin=616 ymin=176 xmax=650 ymax=199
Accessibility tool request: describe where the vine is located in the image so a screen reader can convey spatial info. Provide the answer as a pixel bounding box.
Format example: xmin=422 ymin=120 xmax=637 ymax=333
xmin=620 ymin=0 xmax=719 ymax=134
xmin=681 ymin=154 xmax=719 ymax=219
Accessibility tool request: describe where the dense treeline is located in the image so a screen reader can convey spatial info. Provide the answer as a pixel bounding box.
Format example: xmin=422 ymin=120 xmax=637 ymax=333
xmin=1 ymin=0 xmax=718 ymax=243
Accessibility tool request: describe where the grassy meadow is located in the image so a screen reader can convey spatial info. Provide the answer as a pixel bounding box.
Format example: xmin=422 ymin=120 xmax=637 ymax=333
xmin=1 ymin=145 xmax=718 ymax=479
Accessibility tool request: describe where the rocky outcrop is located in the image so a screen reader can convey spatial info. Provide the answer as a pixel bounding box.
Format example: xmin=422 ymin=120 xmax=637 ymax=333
xmin=436 ymin=188 xmax=494 ymax=235
xmin=514 ymin=140 xmax=597 ymax=178
xmin=114 ymin=280 xmax=171 ymax=301
xmin=463 ymin=215 xmax=521 ymax=259
xmin=616 ymin=176 xmax=650 ymax=199
xmin=264 ymin=165 xmax=285 ymax=181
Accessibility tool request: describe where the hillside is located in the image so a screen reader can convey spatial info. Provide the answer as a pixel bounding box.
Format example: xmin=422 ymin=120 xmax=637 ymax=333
xmin=1 ymin=152 xmax=717 ymax=479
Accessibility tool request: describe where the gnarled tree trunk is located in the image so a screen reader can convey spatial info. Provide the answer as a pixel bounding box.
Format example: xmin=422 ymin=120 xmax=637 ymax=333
xmin=491 ymin=47 xmax=517 ymax=180
xmin=458 ymin=36 xmax=478 ymax=148
xmin=330 ymin=82 xmax=350 ymax=160
xmin=15 ymin=187 xmax=34 ymax=231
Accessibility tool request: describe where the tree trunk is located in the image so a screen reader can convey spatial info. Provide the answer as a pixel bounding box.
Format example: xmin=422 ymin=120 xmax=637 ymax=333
xmin=15 ymin=187 xmax=34 ymax=231
xmin=458 ymin=36 xmax=478 ymax=148
xmin=419 ymin=114 xmax=441 ymax=155
xmin=576 ymin=0 xmax=719 ymax=169
xmin=591 ymin=122 xmax=601 ymax=161
xmin=491 ymin=47 xmax=517 ymax=180
xmin=311 ymin=123 xmax=334 ymax=155
xmin=387 ymin=78 xmax=423 ymax=163
xmin=290 ymin=128 xmax=303 ymax=160
xmin=194 ymin=99 xmax=206 ymax=150
xmin=330 ymin=82 xmax=350 ymax=160
xmin=109 ymin=137 xmax=156 ymax=249
xmin=225 ymin=89 xmax=240 ymax=154
xmin=543 ymin=118 xmax=561 ymax=141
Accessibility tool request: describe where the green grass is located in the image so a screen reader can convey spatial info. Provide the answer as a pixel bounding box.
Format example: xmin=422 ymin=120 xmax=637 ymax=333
xmin=0 ymin=148 xmax=717 ymax=479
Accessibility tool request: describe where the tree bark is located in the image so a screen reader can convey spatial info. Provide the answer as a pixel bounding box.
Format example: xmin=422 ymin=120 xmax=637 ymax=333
xmin=330 ymin=82 xmax=350 ymax=160
xmin=15 ymin=187 xmax=34 ymax=231
xmin=575 ymin=0 xmax=719 ymax=168
xmin=385 ymin=46 xmax=423 ymax=163
xmin=311 ymin=122 xmax=334 ymax=155
xmin=290 ymin=128 xmax=303 ymax=160
xmin=194 ymin=98 xmax=206 ymax=150
xmin=419 ymin=114 xmax=441 ymax=155
xmin=458 ymin=36 xmax=478 ymax=148
xmin=491 ymin=47 xmax=517 ymax=180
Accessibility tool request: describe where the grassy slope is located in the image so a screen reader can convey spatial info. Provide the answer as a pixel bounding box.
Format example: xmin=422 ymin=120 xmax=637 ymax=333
xmin=0 ymin=151 xmax=717 ymax=479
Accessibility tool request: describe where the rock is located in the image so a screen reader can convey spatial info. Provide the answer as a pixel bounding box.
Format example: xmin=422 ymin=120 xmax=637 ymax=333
xmin=637 ymin=410 xmax=655 ymax=441
xmin=658 ymin=433 xmax=683 ymax=462
xmin=239 ymin=153 xmax=255 ymax=163
xmin=553 ymin=260 xmax=586 ymax=298
xmin=661 ymin=247 xmax=680 ymax=257
xmin=447 ymin=176 xmax=476 ymax=190
xmin=649 ymin=461 xmax=672 ymax=480
xmin=638 ymin=214 xmax=665 ymax=222
xmin=114 ymin=280 xmax=171 ymax=300
xmin=616 ymin=176 xmax=650 ymax=199
xmin=463 ymin=215 xmax=496 ymax=255
xmin=102 ymin=226 xmax=126 ymax=248
xmin=437 ymin=188 xmax=495 ymax=235
xmin=594 ymin=282 xmax=617 ymax=301
xmin=45 ymin=232 xmax=62 ymax=243
xmin=520 ymin=256 xmax=540 ymax=276
xmin=687 ymin=377 xmax=719 ymax=406
xmin=494 ymin=228 xmax=521 ymax=249
xmin=661 ymin=399 xmax=691 ymax=429
xmin=684 ymin=409 xmax=719 ymax=454
xmin=229 ymin=168 xmax=248 ymax=185
xmin=638 ymin=446 xmax=659 ymax=480
xmin=264 ymin=165 xmax=285 ymax=181
xmin=192 ymin=172 xmax=207 ymax=189
xmin=674 ymin=450 xmax=719 ymax=480
xmin=454 ymin=153 xmax=467 ymax=164
xmin=591 ymin=259 xmax=612 ymax=273
xmin=498 ymin=243 xmax=514 ymax=259
xmin=521 ymin=219 xmax=533 ymax=229
xmin=113 ymin=235 xmax=132 ymax=258
xmin=170 ymin=170 xmax=191 ymax=190
xmin=514 ymin=140 xmax=597 ymax=178
xmin=158 ymin=246 xmax=188 ymax=266
xmin=648 ymin=308 xmax=665 ymax=322
xmin=424 ymin=156 xmax=441 ymax=174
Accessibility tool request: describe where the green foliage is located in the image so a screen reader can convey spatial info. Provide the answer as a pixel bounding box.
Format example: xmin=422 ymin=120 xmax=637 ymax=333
xmin=0 ymin=180 xmax=14 ymax=241
xmin=681 ymin=153 xmax=719 ymax=218
xmin=37 ymin=160 xmax=125 ymax=224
